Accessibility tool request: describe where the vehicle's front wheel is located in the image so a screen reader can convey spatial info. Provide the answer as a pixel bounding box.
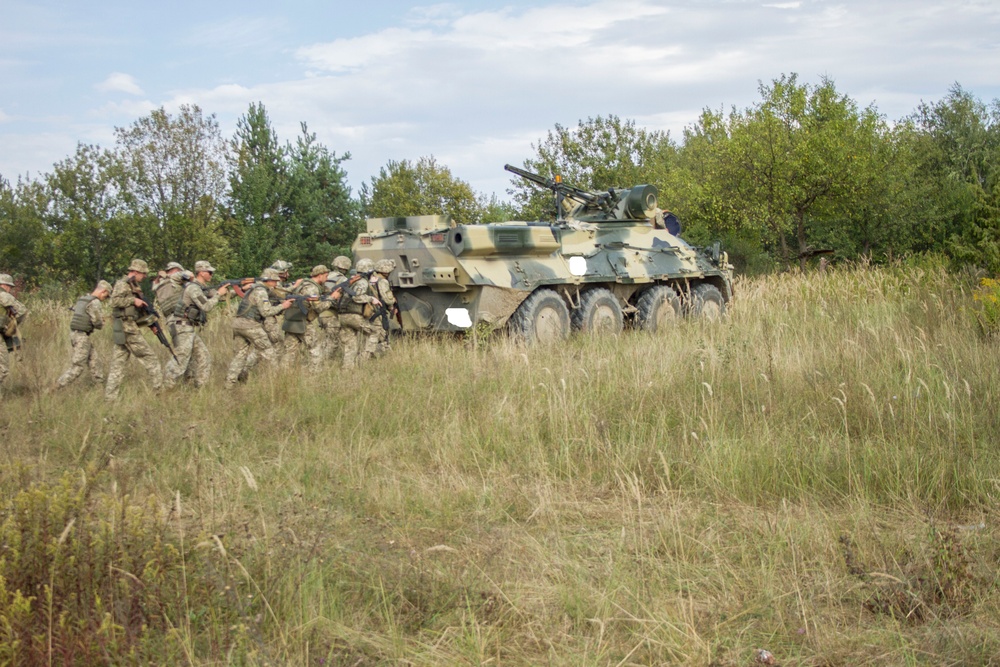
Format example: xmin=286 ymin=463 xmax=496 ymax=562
xmin=690 ymin=283 xmax=726 ymax=321
xmin=571 ymin=288 xmax=623 ymax=334
xmin=509 ymin=289 xmax=571 ymax=344
xmin=635 ymin=285 xmax=681 ymax=333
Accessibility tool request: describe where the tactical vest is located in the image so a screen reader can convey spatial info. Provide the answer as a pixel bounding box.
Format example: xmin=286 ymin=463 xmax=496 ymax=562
xmin=154 ymin=277 xmax=185 ymax=316
xmin=174 ymin=283 xmax=211 ymax=326
xmin=236 ymin=285 xmax=266 ymax=323
xmin=336 ymin=275 xmax=370 ymax=315
xmin=281 ymin=279 xmax=320 ymax=334
xmin=111 ymin=279 xmax=140 ymax=322
xmin=69 ymin=295 xmax=97 ymax=333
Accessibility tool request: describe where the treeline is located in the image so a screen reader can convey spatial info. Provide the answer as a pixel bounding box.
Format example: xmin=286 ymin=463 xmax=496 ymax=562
xmin=2 ymin=74 xmax=999 ymax=287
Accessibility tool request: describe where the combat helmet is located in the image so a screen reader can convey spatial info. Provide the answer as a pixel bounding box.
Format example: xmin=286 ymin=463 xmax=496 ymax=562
xmin=128 ymin=259 xmax=149 ymax=274
xmin=355 ymin=258 xmax=375 ymax=274
xmin=0 ymin=274 xmax=14 ymax=287
xmin=374 ymin=259 xmax=395 ymax=274
xmin=332 ymin=255 xmax=352 ymax=272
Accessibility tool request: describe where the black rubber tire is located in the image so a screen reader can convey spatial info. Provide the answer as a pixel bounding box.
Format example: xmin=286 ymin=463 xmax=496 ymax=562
xmin=571 ymin=288 xmax=623 ymax=334
xmin=690 ymin=283 xmax=726 ymax=321
xmin=509 ymin=289 xmax=571 ymax=344
xmin=635 ymin=285 xmax=681 ymax=333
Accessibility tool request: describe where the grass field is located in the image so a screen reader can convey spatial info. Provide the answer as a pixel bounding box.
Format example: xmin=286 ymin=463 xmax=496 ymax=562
xmin=2 ymin=262 xmax=999 ymax=665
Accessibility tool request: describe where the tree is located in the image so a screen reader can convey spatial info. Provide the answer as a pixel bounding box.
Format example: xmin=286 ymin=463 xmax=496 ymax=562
xmin=45 ymin=144 xmax=134 ymax=284
xmin=897 ymin=85 xmax=1000 ymax=272
xmin=282 ymin=123 xmax=358 ymax=268
xmin=675 ymin=75 xmax=892 ymax=269
xmin=226 ymin=102 xmax=289 ymax=277
xmin=0 ymin=175 xmax=51 ymax=285
xmin=363 ymin=156 xmax=482 ymax=224
xmin=511 ymin=115 xmax=676 ymax=221
xmin=115 ymin=105 xmax=229 ymax=270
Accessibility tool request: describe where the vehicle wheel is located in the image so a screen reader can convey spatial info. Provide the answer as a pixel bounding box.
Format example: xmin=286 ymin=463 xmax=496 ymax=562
xmin=571 ymin=288 xmax=623 ymax=334
xmin=690 ymin=283 xmax=726 ymax=321
xmin=635 ymin=285 xmax=681 ymax=333
xmin=509 ymin=289 xmax=571 ymax=344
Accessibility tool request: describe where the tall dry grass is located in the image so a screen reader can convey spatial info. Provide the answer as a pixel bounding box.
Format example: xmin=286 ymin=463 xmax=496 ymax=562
xmin=1 ymin=262 xmax=999 ymax=665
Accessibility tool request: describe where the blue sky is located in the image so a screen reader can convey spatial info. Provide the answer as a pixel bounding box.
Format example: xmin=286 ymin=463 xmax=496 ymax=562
xmin=2 ymin=0 xmax=999 ymax=199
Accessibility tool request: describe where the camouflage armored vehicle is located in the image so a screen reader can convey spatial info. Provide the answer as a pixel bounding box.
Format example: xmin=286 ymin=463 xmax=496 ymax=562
xmin=351 ymin=164 xmax=734 ymax=343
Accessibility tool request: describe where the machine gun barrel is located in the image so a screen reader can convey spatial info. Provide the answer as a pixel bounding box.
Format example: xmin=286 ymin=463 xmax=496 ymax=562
xmin=504 ymin=163 xmax=612 ymax=213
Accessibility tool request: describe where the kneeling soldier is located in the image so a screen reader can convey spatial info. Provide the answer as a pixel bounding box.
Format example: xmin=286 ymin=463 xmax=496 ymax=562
xmin=0 ymin=273 xmax=28 ymax=397
xmin=164 ymin=260 xmax=228 ymax=389
xmin=57 ymin=280 xmax=112 ymax=388
xmin=225 ymin=269 xmax=293 ymax=387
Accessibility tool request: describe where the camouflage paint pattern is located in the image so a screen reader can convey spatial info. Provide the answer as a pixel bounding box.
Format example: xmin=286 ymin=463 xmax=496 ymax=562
xmin=351 ymin=176 xmax=734 ymax=335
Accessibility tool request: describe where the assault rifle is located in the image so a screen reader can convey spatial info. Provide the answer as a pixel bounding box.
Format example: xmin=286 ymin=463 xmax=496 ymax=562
xmin=137 ymin=299 xmax=178 ymax=364
xmin=213 ymin=277 xmax=255 ymax=298
xmin=504 ymin=163 xmax=615 ymax=219
xmin=280 ymin=276 xmax=364 ymax=315
xmin=127 ymin=277 xmax=179 ymax=363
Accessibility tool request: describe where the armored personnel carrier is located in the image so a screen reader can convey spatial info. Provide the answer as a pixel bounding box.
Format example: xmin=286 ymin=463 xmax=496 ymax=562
xmin=352 ymin=165 xmax=734 ymax=343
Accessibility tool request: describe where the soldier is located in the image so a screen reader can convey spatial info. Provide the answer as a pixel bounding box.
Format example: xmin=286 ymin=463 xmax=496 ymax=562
xmin=225 ymin=268 xmax=293 ymax=387
xmin=281 ymin=265 xmax=333 ymax=372
xmin=263 ymin=260 xmax=297 ymax=353
xmin=336 ymin=258 xmax=382 ymax=369
xmin=153 ymin=262 xmax=190 ymax=338
xmin=163 ymin=260 xmax=229 ymax=389
xmin=370 ymin=258 xmax=398 ymax=356
xmin=321 ymin=255 xmax=353 ymax=363
xmin=56 ymin=279 xmax=112 ymax=388
xmin=0 ymin=274 xmax=28 ymax=397
xmin=105 ymin=259 xmax=163 ymax=400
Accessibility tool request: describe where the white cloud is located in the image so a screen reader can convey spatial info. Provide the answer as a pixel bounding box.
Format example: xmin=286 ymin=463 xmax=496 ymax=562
xmin=5 ymin=0 xmax=1000 ymax=194
xmin=0 ymin=109 xmax=9 ymax=123
xmin=96 ymin=72 xmax=144 ymax=96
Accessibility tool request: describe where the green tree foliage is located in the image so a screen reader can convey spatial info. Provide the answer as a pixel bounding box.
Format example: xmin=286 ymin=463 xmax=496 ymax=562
xmin=0 ymin=175 xmax=51 ymax=285
xmin=46 ymin=144 xmax=134 ymax=284
xmin=282 ymin=123 xmax=359 ymax=268
xmin=114 ymin=105 xmax=229 ymax=270
xmin=363 ymin=156 xmax=482 ymax=224
xmin=675 ymin=75 xmax=892 ymax=269
xmin=512 ymin=115 xmax=675 ymax=221
xmin=226 ymin=102 xmax=288 ymax=277
xmin=897 ymin=85 xmax=1000 ymax=272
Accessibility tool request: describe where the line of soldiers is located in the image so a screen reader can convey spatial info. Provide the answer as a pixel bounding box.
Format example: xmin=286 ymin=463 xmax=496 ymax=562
xmin=0 ymin=255 xmax=398 ymax=399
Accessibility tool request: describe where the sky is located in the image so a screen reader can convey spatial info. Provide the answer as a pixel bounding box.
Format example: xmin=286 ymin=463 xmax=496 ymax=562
xmin=2 ymin=0 xmax=999 ymax=200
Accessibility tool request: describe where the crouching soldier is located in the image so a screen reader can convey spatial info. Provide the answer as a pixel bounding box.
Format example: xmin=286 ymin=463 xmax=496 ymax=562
xmin=0 ymin=273 xmax=28 ymax=397
xmin=56 ymin=280 xmax=112 ymax=388
xmin=164 ymin=261 xmax=228 ymax=389
xmin=225 ymin=269 xmax=293 ymax=387
xmin=105 ymin=259 xmax=163 ymax=400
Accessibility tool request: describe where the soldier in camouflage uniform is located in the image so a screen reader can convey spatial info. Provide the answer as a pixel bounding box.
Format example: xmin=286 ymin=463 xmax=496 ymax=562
xmin=105 ymin=259 xmax=163 ymax=400
xmin=262 ymin=260 xmax=297 ymax=354
xmin=337 ymin=258 xmax=382 ymax=369
xmin=225 ymin=269 xmax=293 ymax=387
xmin=370 ymin=258 xmax=398 ymax=356
xmin=0 ymin=273 xmax=28 ymax=397
xmin=281 ymin=265 xmax=333 ymax=372
xmin=153 ymin=262 xmax=190 ymax=336
xmin=163 ymin=261 xmax=229 ymax=389
xmin=321 ymin=255 xmax=353 ymax=363
xmin=56 ymin=279 xmax=112 ymax=388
